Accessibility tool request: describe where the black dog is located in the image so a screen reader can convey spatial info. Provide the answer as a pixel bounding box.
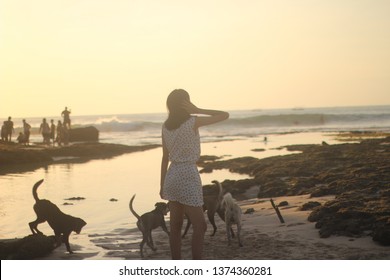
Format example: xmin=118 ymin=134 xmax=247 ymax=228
xmin=29 ymin=179 xmax=87 ymax=253
xmin=182 ymin=180 xmax=226 ymax=238
xmin=129 ymin=194 xmax=169 ymax=258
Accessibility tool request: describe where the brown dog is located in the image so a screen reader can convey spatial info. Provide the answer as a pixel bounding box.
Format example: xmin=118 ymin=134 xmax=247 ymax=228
xmin=29 ymin=179 xmax=87 ymax=253
xmin=129 ymin=194 xmax=169 ymax=258
xmin=182 ymin=180 xmax=226 ymax=238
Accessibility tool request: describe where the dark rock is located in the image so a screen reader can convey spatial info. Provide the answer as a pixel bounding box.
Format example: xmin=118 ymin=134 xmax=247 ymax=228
xmin=198 ymin=156 xmax=260 ymax=175
xmin=244 ymin=208 xmax=255 ymax=214
xmin=278 ymin=201 xmax=289 ymax=207
xmin=251 ymin=148 xmax=266 ymax=152
xmin=299 ymin=201 xmax=321 ymax=211
xmin=222 ymin=179 xmax=260 ymax=196
xmin=64 ymin=197 xmax=86 ymax=201
xmin=0 ymin=234 xmax=56 ymax=260
xmin=197 ymin=155 xmax=222 ymax=164
xmin=308 ymin=206 xmax=333 ymax=222
xmin=69 ymin=126 xmax=99 ymax=142
xmin=373 ymin=224 xmax=390 ymax=246
xmin=0 ymin=145 xmax=53 ymax=166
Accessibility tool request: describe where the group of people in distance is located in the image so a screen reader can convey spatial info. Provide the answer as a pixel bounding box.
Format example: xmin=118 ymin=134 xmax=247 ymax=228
xmin=39 ymin=117 xmax=70 ymax=146
xmin=1 ymin=107 xmax=72 ymax=146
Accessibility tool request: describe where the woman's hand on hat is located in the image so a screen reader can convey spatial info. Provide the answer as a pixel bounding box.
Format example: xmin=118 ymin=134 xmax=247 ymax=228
xmin=182 ymin=100 xmax=199 ymax=114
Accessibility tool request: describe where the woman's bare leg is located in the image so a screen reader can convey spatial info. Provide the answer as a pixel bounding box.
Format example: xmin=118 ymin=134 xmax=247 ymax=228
xmin=168 ymin=201 xmax=184 ymax=259
xmin=184 ymin=205 xmax=207 ymax=260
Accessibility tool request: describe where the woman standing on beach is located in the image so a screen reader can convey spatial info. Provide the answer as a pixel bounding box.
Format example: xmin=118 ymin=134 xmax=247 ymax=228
xmin=160 ymin=89 xmax=229 ymax=259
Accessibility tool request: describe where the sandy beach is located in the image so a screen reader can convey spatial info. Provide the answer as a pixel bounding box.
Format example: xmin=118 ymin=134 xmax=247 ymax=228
xmin=32 ymin=193 xmax=389 ymax=260
xmin=1 ymin=132 xmax=389 ymax=260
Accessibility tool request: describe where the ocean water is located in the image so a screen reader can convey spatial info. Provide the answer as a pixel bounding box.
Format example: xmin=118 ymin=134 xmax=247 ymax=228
xmin=1 ymin=105 xmax=390 ymax=259
xmin=8 ymin=105 xmax=390 ymax=146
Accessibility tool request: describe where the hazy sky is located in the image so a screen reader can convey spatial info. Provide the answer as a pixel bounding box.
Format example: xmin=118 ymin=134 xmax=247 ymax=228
xmin=1 ymin=0 xmax=390 ymax=117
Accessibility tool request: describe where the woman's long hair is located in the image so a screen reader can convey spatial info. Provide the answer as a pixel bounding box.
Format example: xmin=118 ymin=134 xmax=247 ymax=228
xmin=164 ymin=89 xmax=191 ymax=130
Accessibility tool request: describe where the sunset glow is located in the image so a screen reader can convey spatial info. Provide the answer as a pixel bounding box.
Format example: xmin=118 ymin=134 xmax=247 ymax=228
xmin=1 ymin=0 xmax=389 ymax=117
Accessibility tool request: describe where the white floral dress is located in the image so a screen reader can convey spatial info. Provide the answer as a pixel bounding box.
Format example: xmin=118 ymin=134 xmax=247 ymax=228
xmin=162 ymin=116 xmax=203 ymax=207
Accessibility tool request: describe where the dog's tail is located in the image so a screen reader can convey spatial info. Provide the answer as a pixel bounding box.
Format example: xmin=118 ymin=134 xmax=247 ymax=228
xmin=32 ymin=179 xmax=44 ymax=202
xmin=129 ymin=194 xmax=142 ymax=221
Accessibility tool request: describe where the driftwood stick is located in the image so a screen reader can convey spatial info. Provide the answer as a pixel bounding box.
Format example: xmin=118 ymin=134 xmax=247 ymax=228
xmin=270 ymin=198 xmax=285 ymax=223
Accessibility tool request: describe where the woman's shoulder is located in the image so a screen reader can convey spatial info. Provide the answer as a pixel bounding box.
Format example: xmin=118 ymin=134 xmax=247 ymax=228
xmin=163 ymin=116 xmax=194 ymax=131
xmin=184 ymin=116 xmax=197 ymax=128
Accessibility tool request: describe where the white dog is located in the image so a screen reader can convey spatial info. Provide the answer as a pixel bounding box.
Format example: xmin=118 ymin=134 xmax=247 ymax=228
xmin=221 ymin=192 xmax=243 ymax=247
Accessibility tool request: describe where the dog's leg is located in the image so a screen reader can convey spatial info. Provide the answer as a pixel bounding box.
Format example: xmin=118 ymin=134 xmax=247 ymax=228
xmin=161 ymin=222 xmax=170 ymax=236
xmin=147 ymin=230 xmax=157 ymax=251
xmin=62 ymin=231 xmax=74 ymax=253
xmin=29 ymin=219 xmax=44 ymax=235
xmin=226 ymin=222 xmax=232 ymax=246
xmin=207 ymin=210 xmax=218 ymax=236
xmin=29 ymin=221 xmax=38 ymax=234
xmin=217 ymin=209 xmax=235 ymax=237
xmin=237 ymin=223 xmax=243 ymax=247
xmin=140 ymin=234 xmax=147 ymax=258
xmin=137 ymin=221 xmax=148 ymax=258
xmin=53 ymin=230 xmax=63 ymax=249
xmin=230 ymin=227 xmax=235 ymax=238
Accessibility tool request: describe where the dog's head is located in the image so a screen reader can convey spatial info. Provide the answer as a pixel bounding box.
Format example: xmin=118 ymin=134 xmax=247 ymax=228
xmin=73 ymin=218 xmax=87 ymax=234
xmin=155 ymin=202 xmax=169 ymax=216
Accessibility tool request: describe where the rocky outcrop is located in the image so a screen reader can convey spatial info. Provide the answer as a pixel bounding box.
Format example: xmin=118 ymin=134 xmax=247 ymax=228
xmin=0 ymin=234 xmax=56 ymax=260
xmin=0 ymin=142 xmax=160 ymax=175
xmin=69 ymin=126 xmax=99 ymax=142
xmin=198 ymin=136 xmax=390 ymax=246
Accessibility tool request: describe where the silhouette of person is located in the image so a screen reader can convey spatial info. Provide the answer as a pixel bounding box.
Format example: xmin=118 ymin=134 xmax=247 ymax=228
xmin=1 ymin=121 xmax=7 ymax=142
xmin=160 ymin=89 xmax=229 ymax=260
xmin=39 ymin=118 xmax=51 ymax=145
xmin=23 ymin=119 xmax=31 ymax=145
xmin=61 ymin=107 xmax=71 ymax=129
xmin=56 ymin=120 xmax=63 ymax=146
xmin=50 ymin=119 xmax=56 ymax=145
xmin=5 ymin=117 xmax=15 ymax=142
xmin=17 ymin=132 xmax=26 ymax=144
xmin=62 ymin=124 xmax=69 ymax=145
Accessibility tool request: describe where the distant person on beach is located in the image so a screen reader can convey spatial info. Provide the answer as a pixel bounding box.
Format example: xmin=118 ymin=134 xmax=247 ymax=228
xmin=160 ymin=89 xmax=229 ymax=260
xmin=23 ymin=119 xmax=31 ymax=145
xmin=5 ymin=117 xmax=15 ymax=142
xmin=50 ymin=119 xmax=56 ymax=145
xmin=1 ymin=121 xmax=7 ymax=141
xmin=61 ymin=107 xmax=71 ymax=129
xmin=39 ymin=118 xmax=51 ymax=145
xmin=56 ymin=120 xmax=63 ymax=145
xmin=17 ymin=132 xmax=26 ymax=144
xmin=62 ymin=123 xmax=69 ymax=145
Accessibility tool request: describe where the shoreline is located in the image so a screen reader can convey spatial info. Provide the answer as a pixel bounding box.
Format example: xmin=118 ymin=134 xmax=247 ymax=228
xmin=0 ymin=142 xmax=160 ymax=175
xmin=1 ymin=133 xmax=390 ymax=259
